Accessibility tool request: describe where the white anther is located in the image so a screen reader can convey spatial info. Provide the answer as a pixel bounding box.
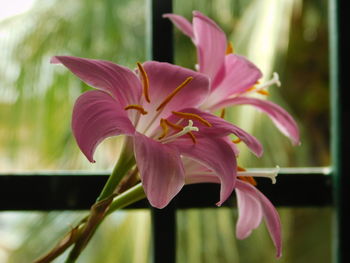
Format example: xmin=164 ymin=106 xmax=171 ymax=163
xmin=160 ymin=120 xmax=199 ymax=143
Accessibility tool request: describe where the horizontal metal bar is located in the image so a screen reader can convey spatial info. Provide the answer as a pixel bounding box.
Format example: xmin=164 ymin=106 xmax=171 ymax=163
xmin=0 ymin=167 xmax=332 ymax=210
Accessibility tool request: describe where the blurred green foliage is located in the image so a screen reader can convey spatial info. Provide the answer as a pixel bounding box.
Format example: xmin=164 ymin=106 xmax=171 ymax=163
xmin=0 ymin=0 xmax=331 ymax=262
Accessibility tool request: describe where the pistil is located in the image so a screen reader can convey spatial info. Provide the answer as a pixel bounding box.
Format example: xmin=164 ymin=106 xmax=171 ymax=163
xmin=160 ymin=120 xmax=199 ymax=144
xmin=255 ymin=72 xmax=281 ymax=90
xmin=238 ymin=167 xmax=280 ymax=184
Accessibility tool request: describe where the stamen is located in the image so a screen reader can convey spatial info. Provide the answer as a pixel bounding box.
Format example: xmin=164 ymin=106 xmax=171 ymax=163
xmin=136 ymin=62 xmax=151 ymax=103
xmin=237 ymin=166 xmax=246 ymax=172
xmin=188 ymin=131 xmax=197 ymax=144
xmin=238 ymin=176 xmax=257 ymax=186
xmin=124 ymin=104 xmax=148 ymax=115
xmin=257 ymin=89 xmax=270 ymax=96
xmin=156 ymin=77 xmax=193 ymax=111
xmin=220 ymin=108 xmax=226 ymax=119
xmin=163 ymin=119 xmax=183 ymax=130
xmin=160 ymin=120 xmax=199 ymax=143
xmin=158 ymin=119 xmax=169 ymax=140
xmin=232 ymin=138 xmax=242 ymax=144
xmin=172 ymin=111 xmax=212 ymax=127
xmin=226 ymin=42 xmax=234 ymax=54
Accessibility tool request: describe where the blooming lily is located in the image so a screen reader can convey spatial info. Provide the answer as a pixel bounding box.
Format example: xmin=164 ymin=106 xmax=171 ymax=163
xmin=164 ymin=11 xmax=300 ymax=145
xmin=51 ymin=56 xmax=263 ymax=208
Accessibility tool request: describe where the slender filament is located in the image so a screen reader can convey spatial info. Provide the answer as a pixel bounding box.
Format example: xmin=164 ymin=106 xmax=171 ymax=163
xmin=156 ymin=77 xmax=193 ymax=111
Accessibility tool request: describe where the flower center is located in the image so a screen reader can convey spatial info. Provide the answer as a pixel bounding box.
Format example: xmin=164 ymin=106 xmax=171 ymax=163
xmin=124 ymin=62 xmax=212 ymax=144
xmin=159 ymin=120 xmax=199 ymax=144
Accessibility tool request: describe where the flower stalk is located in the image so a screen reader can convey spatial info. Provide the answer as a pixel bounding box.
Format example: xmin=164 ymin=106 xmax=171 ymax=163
xmin=97 ymin=139 xmax=135 ymax=202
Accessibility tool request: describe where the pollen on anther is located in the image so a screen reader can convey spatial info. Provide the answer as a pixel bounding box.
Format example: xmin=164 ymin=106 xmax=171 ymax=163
xmin=237 ymin=166 xmax=257 ymax=186
xmin=226 ymin=42 xmax=234 ymax=54
xmin=220 ymin=108 xmax=226 ymax=119
xmin=257 ymin=89 xmax=270 ymax=96
xmin=237 ymin=166 xmax=246 ymax=172
xmin=238 ymin=176 xmax=257 ymax=186
xmin=172 ymin=111 xmax=212 ymax=127
xmin=232 ymin=138 xmax=242 ymax=144
xmin=136 ymin=62 xmax=151 ymax=103
xmin=124 ymin=104 xmax=148 ymax=115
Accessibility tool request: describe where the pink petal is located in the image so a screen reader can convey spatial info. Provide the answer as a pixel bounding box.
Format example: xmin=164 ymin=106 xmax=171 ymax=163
xmin=133 ymin=132 xmax=185 ymax=209
xmin=235 ymin=183 xmax=263 ymax=239
xmin=51 ymin=56 xmax=142 ymax=107
xmin=72 ymin=90 xmax=135 ymax=162
xmin=207 ymin=54 xmax=262 ymax=107
xmin=163 ymin=14 xmax=194 ymax=39
xmin=170 ymin=136 xmax=237 ymax=206
xmin=213 ymin=97 xmax=300 ymax=145
xmin=168 ymin=108 xmax=263 ymax=157
xmin=192 ymin=11 xmax=227 ymax=84
xmin=143 ymin=62 xmax=209 ymax=111
xmin=236 ymin=180 xmax=282 ymax=258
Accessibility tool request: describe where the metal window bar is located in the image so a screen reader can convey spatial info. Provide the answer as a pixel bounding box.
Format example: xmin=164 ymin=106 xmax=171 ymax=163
xmin=0 ymin=0 xmax=346 ymax=262
xmin=330 ymin=0 xmax=347 ymax=263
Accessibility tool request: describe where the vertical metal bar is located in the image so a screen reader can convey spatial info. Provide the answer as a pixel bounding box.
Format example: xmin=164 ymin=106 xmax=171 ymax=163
xmin=148 ymin=0 xmax=174 ymax=62
xmin=147 ymin=1 xmax=176 ymax=263
xmin=152 ymin=205 xmax=176 ymax=263
xmin=330 ymin=0 xmax=348 ymax=262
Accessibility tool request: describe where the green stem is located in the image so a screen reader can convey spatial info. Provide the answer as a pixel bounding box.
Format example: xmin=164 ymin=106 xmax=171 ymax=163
xmin=107 ymin=183 xmax=146 ymax=215
xmin=97 ymin=142 xmax=135 ymax=202
xmin=64 ymin=258 xmax=75 ymax=263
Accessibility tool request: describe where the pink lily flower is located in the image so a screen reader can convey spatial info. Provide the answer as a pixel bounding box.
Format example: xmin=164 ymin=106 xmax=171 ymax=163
xmin=51 ymin=56 xmax=263 ymax=208
xmin=164 ymin=11 xmax=300 ymax=145
xmin=185 ymin=163 xmax=282 ymax=258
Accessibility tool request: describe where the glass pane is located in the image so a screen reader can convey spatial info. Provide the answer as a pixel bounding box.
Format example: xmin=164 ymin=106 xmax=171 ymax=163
xmin=0 ymin=210 xmax=151 ymax=263
xmin=0 ymin=0 xmax=146 ymax=171
xmin=177 ymin=207 xmax=332 ymax=263
xmin=173 ymin=0 xmax=329 ymax=167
